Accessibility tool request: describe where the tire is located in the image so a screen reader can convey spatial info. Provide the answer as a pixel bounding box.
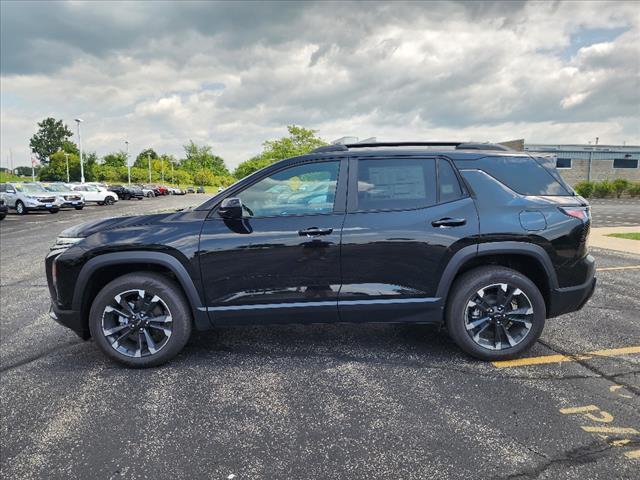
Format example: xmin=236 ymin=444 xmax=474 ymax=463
xmin=105 ymin=196 xmax=115 ymax=205
xmin=97 ymin=202 xmax=105 ymax=206
xmin=74 ymin=206 xmax=84 ymax=210
xmin=0 ymin=213 xmax=6 ymax=221
xmin=88 ymin=272 xmax=192 ymax=368
xmin=49 ymin=208 xmax=59 ymax=214
xmin=124 ymin=193 xmax=131 ymax=200
xmin=15 ymin=201 xmax=27 ymax=215
xmin=446 ymin=266 xmax=546 ymax=361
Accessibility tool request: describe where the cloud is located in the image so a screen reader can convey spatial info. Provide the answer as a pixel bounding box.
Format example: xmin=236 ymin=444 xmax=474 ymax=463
xmin=1 ymin=0 xmax=639 ymax=169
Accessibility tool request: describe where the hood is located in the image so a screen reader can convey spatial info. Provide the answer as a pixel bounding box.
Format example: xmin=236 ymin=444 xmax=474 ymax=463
xmin=59 ymin=211 xmax=179 ymax=238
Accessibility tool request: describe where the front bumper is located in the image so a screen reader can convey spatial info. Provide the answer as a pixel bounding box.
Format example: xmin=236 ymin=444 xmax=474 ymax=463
xmin=548 ymin=255 xmax=596 ymax=318
xmin=49 ymin=303 xmax=89 ymax=339
xmin=60 ymin=200 xmax=85 ymax=208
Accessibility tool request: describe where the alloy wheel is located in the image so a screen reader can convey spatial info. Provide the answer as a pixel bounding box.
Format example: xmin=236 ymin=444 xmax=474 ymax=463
xmin=101 ymin=289 xmax=173 ymax=358
xmin=464 ymin=283 xmax=534 ymax=351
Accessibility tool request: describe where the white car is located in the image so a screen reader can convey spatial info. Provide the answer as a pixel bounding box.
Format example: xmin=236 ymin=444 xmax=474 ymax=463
xmin=70 ymin=184 xmax=118 ymax=205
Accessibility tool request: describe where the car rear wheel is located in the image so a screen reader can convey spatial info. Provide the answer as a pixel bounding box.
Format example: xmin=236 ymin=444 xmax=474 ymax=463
xmin=49 ymin=208 xmax=59 ymax=214
xmin=15 ymin=201 xmax=26 ymax=215
xmin=88 ymin=272 xmax=192 ymax=367
xmin=104 ymin=196 xmax=115 ymax=205
xmin=74 ymin=206 xmax=84 ymax=210
xmin=446 ymin=266 xmax=545 ymax=361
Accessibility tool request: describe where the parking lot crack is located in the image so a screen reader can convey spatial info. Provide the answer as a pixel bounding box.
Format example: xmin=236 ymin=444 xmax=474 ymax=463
xmin=537 ymin=339 xmax=640 ymax=397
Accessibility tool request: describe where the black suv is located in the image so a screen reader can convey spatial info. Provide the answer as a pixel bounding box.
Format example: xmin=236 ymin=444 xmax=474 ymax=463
xmin=46 ymin=142 xmax=595 ymax=367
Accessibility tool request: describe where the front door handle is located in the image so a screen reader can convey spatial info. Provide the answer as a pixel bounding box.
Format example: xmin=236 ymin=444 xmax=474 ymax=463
xmin=431 ymin=217 xmax=466 ymax=228
xmin=298 ymin=227 xmax=333 ymax=237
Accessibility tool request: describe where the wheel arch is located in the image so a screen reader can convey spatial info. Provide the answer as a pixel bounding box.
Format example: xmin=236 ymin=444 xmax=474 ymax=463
xmin=73 ymin=251 xmax=210 ymax=332
xmin=437 ymin=242 xmax=557 ymax=313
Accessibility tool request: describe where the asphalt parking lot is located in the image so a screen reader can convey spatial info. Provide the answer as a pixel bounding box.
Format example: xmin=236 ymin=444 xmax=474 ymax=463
xmin=1 ymin=197 xmax=639 ymax=479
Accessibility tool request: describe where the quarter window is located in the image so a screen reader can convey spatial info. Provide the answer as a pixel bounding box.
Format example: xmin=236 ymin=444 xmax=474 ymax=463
xmin=356 ymin=158 xmax=436 ymax=211
xmin=438 ymin=159 xmax=463 ymax=202
xmin=238 ymin=161 xmax=340 ymax=217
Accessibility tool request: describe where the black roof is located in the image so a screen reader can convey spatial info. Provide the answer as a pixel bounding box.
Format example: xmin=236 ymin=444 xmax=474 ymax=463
xmin=312 ymin=142 xmax=511 ymax=154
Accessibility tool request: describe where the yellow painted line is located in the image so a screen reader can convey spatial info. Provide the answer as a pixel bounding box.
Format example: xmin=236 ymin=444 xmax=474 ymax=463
xmin=596 ymin=265 xmax=640 ymax=271
xmin=492 ymin=345 xmax=640 ymax=368
xmin=581 ymin=426 xmax=639 ymax=435
xmin=625 ymin=449 xmax=640 ymax=459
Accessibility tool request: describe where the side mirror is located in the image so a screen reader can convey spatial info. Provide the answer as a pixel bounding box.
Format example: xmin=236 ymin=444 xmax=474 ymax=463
xmin=218 ymin=197 xmax=243 ymax=219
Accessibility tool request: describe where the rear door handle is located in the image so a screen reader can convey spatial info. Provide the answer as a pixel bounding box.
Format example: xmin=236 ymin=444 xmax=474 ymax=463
xmin=298 ymin=227 xmax=334 ymax=237
xmin=431 ymin=217 xmax=466 ymax=228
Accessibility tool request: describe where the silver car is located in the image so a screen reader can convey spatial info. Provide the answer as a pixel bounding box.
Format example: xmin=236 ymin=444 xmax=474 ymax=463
xmin=40 ymin=182 xmax=85 ymax=210
xmin=0 ymin=182 xmax=62 ymax=214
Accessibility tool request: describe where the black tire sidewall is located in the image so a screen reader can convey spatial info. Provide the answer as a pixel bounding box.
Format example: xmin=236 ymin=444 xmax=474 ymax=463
xmin=16 ymin=201 xmax=26 ymax=215
xmin=88 ymin=272 xmax=192 ymax=367
xmin=446 ymin=267 xmax=546 ymax=361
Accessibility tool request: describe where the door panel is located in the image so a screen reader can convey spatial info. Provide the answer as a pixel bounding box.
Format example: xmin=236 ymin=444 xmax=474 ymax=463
xmin=339 ymin=157 xmax=479 ymax=324
xmin=197 ymin=159 xmax=346 ymax=325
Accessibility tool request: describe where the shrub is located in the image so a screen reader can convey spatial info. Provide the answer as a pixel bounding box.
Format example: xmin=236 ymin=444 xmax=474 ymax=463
xmin=612 ymin=178 xmax=631 ymax=198
xmin=628 ymin=182 xmax=640 ymax=198
xmin=573 ymin=181 xmax=595 ymax=198
xmin=592 ymin=180 xmax=615 ymax=198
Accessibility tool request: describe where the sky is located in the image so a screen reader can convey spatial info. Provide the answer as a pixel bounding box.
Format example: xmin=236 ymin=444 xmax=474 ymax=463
xmin=1 ymin=0 xmax=639 ymax=169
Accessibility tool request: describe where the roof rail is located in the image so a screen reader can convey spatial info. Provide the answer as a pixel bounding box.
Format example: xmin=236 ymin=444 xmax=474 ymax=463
xmin=312 ymin=144 xmax=349 ymax=153
xmin=456 ymin=142 xmax=511 ymax=151
xmin=345 ymin=141 xmax=463 ymax=149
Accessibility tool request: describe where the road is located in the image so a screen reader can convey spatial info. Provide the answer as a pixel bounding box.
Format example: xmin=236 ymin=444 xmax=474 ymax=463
xmin=1 ymin=197 xmax=639 ymax=479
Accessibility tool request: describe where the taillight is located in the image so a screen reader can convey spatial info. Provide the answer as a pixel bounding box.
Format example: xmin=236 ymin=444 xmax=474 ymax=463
xmin=559 ymin=207 xmax=590 ymax=222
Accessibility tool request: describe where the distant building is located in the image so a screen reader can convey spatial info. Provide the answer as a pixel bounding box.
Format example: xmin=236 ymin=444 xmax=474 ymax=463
xmin=524 ymin=143 xmax=640 ymax=185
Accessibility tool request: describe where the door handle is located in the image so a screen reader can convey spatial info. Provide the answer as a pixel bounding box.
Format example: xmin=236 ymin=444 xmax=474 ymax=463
xmin=298 ymin=227 xmax=333 ymax=236
xmin=431 ymin=217 xmax=466 ymax=227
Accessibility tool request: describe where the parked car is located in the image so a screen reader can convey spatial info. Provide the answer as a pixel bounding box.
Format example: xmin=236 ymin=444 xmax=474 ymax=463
xmin=134 ymin=184 xmax=155 ymax=198
xmin=40 ymin=183 xmax=85 ymax=210
xmin=0 ymin=197 xmax=8 ymax=220
xmin=148 ymin=184 xmax=169 ymax=196
xmin=108 ymin=185 xmax=144 ymax=200
xmin=1 ymin=182 xmax=61 ymax=214
xmin=186 ymin=187 xmax=195 ymax=194
xmin=46 ymin=141 xmax=595 ymax=367
xmin=167 ymin=186 xmax=185 ymax=195
xmin=196 ymin=186 xmax=205 ymax=193
xmin=70 ymin=184 xmax=118 ymax=205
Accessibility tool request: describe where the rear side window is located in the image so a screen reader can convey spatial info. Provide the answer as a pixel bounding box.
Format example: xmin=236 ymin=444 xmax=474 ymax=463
xmin=438 ymin=159 xmax=463 ymax=202
xmin=356 ymin=158 xmax=436 ymax=211
xmin=478 ymin=156 xmax=570 ymax=195
xmin=0 ymin=184 xmax=5 ymax=192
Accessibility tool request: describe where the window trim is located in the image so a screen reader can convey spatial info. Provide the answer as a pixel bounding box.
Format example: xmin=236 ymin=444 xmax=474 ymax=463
xmin=556 ymin=158 xmax=572 ymax=169
xmin=347 ymin=156 xmax=468 ymax=214
xmin=613 ymin=158 xmax=638 ymax=169
xmin=210 ymin=157 xmax=347 ymax=220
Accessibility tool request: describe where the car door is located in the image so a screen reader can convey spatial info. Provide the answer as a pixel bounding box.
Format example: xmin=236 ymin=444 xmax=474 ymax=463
xmin=198 ymin=158 xmax=347 ymax=325
xmin=339 ymin=156 xmax=479 ymax=324
xmin=1 ymin=184 xmax=17 ymax=207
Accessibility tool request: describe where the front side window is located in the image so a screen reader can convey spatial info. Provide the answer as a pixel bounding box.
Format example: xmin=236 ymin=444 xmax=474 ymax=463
xmin=238 ymin=161 xmax=340 ymax=217
xmin=356 ymin=158 xmax=436 ymax=211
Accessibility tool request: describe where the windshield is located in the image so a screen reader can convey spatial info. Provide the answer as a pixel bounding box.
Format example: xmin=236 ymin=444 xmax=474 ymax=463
xmin=14 ymin=183 xmax=47 ymax=193
xmin=42 ymin=184 xmax=68 ymax=192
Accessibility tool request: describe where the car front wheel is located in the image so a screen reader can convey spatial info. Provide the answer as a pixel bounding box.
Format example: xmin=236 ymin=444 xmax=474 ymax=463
xmin=88 ymin=272 xmax=192 ymax=367
xmin=15 ymin=201 xmax=27 ymax=215
xmin=446 ymin=266 xmax=545 ymax=361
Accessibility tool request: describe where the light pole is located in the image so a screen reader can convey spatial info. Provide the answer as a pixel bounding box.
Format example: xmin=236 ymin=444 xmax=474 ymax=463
xmin=74 ymin=118 xmax=85 ymax=183
xmin=30 ymin=150 xmax=36 ymax=181
xmin=161 ymin=157 xmax=164 ymax=183
xmin=148 ymin=154 xmax=152 ymax=183
xmin=64 ymin=152 xmax=70 ymax=182
xmin=125 ymin=141 xmax=130 ymax=185
xmin=171 ymin=160 xmax=174 ymax=185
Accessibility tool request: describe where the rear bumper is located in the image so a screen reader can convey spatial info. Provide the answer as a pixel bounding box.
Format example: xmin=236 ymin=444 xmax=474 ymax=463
xmin=548 ymin=255 xmax=596 ymax=318
xmin=49 ymin=304 xmax=89 ymax=340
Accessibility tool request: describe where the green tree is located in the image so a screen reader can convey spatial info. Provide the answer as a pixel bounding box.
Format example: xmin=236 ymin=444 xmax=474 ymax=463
xmin=84 ymin=151 xmax=98 ymax=182
xmin=14 ymin=165 xmax=42 ymax=177
xmin=233 ymin=155 xmax=273 ymax=179
xmin=29 ymin=117 xmax=74 ymax=163
xmin=39 ymin=150 xmax=80 ymax=181
xmin=61 ymin=140 xmax=80 ymax=156
xmin=102 ymin=151 xmax=128 ymax=168
xmin=134 ymin=148 xmax=158 ymax=168
xmin=233 ymin=126 xmax=327 ymax=179
xmin=181 ymin=141 xmax=229 ymax=176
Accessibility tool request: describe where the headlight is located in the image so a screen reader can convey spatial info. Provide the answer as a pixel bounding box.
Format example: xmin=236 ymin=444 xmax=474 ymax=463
xmin=26 ymin=195 xmax=37 ymax=200
xmin=50 ymin=236 xmax=84 ymax=253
